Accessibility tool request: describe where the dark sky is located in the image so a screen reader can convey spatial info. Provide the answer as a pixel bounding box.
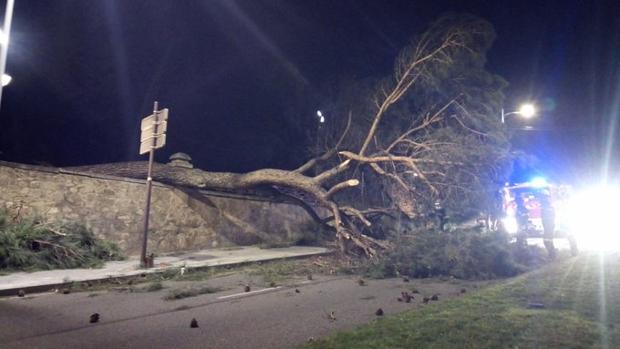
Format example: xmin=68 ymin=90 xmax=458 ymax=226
xmin=0 ymin=0 xmax=618 ymax=183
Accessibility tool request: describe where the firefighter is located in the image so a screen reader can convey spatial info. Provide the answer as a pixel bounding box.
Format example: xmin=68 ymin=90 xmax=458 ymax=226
xmin=538 ymin=190 xmax=557 ymax=259
xmin=514 ymin=193 xmax=529 ymax=247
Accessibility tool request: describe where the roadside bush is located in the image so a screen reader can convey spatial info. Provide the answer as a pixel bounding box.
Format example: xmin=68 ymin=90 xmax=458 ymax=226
xmin=364 ymin=227 xmax=539 ymax=280
xmin=0 ymin=212 xmax=124 ymax=271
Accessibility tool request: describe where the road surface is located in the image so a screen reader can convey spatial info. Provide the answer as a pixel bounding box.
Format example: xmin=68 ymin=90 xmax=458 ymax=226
xmin=0 ymin=274 xmax=481 ymax=349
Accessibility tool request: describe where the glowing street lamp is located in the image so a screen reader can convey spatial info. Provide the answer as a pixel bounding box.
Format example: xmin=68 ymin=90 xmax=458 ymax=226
xmin=501 ymin=103 xmax=537 ymax=123
xmin=1 ymin=74 xmax=11 ymax=87
xmin=315 ymin=110 xmax=326 ymax=158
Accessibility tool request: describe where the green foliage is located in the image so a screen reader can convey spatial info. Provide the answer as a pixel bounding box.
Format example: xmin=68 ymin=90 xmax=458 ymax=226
xmin=0 ymin=211 xmax=124 ymax=271
xmin=363 ymin=227 xmax=544 ymax=280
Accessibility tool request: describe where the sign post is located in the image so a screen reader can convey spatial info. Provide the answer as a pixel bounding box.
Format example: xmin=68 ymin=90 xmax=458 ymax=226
xmin=139 ymin=101 xmax=168 ymax=268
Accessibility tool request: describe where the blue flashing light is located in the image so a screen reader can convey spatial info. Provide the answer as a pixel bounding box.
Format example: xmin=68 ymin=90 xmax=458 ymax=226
xmin=529 ymin=177 xmax=548 ymax=188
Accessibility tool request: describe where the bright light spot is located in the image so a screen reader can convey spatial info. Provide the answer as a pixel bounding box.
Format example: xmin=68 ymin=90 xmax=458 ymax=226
xmin=1 ymin=74 xmax=11 ymax=87
xmin=567 ymin=185 xmax=620 ymax=251
xmin=518 ymin=103 xmax=536 ymax=118
xmin=317 ymin=110 xmax=325 ymax=123
xmin=502 ymin=215 xmax=519 ymax=235
xmin=0 ymin=29 xmax=7 ymax=46
xmin=529 ymin=177 xmax=548 ymax=188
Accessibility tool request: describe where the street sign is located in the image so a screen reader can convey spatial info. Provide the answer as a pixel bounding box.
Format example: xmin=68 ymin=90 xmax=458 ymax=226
xmin=139 ymin=108 xmax=168 ymax=155
xmin=140 ymin=108 xmax=168 ymax=130
xmin=140 ymin=121 xmax=167 ymax=141
xmin=139 ymin=134 xmax=166 ymax=155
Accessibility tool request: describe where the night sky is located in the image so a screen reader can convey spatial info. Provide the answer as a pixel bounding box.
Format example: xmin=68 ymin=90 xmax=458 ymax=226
xmin=0 ymin=0 xmax=618 ymax=184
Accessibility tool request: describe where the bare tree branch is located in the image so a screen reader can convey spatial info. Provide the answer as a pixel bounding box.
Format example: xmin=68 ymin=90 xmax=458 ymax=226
xmin=325 ymin=179 xmax=360 ymax=199
xmin=358 ymin=32 xmax=464 ymax=156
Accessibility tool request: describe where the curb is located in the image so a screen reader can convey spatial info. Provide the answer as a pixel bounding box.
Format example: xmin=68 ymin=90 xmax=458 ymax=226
xmin=0 ymin=248 xmax=334 ymax=297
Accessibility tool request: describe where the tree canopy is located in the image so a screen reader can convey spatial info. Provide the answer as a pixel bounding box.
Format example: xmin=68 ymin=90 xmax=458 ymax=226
xmin=317 ymin=14 xmax=510 ymax=220
xmin=77 ymin=14 xmax=512 ymax=256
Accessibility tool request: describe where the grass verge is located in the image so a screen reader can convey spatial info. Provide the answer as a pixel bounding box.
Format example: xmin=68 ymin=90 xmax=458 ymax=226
xmin=303 ymin=252 xmax=620 ymax=349
xmin=164 ymin=285 xmax=221 ymax=300
xmin=248 ymin=260 xmax=310 ymax=285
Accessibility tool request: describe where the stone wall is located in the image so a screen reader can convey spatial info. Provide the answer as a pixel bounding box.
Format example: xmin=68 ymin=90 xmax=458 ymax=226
xmin=0 ymin=162 xmax=315 ymax=254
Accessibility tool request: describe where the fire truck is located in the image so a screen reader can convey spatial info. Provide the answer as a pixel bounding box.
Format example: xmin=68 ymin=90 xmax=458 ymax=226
xmin=499 ymin=178 xmax=578 ymax=256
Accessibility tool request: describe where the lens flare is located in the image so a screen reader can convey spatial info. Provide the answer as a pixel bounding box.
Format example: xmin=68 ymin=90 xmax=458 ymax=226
xmin=567 ymin=185 xmax=620 ymax=251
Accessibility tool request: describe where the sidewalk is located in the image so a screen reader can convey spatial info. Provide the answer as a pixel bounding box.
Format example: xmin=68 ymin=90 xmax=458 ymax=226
xmin=0 ymin=246 xmax=330 ymax=296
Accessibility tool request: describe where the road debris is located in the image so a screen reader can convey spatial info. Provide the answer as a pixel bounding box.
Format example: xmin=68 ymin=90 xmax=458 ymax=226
xmin=401 ymin=291 xmax=414 ymax=303
xmin=190 ymin=318 xmax=199 ymax=328
xmin=89 ymin=313 xmax=100 ymax=323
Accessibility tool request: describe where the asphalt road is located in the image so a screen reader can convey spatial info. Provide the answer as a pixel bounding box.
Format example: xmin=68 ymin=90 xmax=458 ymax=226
xmin=0 ymin=274 xmax=480 ymax=349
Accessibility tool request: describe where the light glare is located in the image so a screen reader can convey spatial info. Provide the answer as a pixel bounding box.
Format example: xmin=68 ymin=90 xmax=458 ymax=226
xmin=1 ymin=74 xmax=11 ymax=87
xmin=567 ymin=185 xmax=620 ymax=251
xmin=529 ymin=177 xmax=547 ymax=188
xmin=502 ymin=216 xmax=518 ymax=235
xmin=0 ymin=29 xmax=7 ymax=46
xmin=519 ymin=103 xmax=536 ymax=118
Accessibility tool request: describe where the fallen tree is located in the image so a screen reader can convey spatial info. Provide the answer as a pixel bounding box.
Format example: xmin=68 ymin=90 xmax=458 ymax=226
xmin=75 ymin=15 xmax=510 ymax=256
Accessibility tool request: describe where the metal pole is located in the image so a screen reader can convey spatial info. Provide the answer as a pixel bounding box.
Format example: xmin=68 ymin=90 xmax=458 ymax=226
xmin=0 ymin=0 xmax=15 ymax=110
xmin=315 ymin=121 xmax=320 ymax=155
xmin=314 ymin=120 xmax=322 ymax=176
xmin=140 ymin=101 xmax=158 ymax=268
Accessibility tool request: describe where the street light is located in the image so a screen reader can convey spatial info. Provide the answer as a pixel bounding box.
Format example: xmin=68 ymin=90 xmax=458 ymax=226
xmin=1 ymin=74 xmax=11 ymax=87
xmin=315 ymin=110 xmax=325 ymax=154
xmin=501 ymin=103 xmax=537 ymax=123
xmin=313 ymin=110 xmax=326 ymax=175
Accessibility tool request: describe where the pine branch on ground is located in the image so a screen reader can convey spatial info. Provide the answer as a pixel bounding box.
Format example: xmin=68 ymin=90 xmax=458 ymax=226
xmin=0 ymin=210 xmax=124 ymax=271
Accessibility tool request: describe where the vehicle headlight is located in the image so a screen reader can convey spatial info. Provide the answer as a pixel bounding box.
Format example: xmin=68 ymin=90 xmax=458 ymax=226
xmin=567 ymin=185 xmax=620 ymax=251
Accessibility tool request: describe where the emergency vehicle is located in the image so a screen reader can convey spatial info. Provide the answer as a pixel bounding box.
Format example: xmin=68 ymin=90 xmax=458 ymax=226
xmin=499 ymin=178 xmax=578 ymax=255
